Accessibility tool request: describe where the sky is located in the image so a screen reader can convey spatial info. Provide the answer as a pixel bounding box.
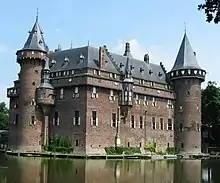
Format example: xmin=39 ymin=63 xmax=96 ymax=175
xmin=0 ymin=0 xmax=219 ymax=106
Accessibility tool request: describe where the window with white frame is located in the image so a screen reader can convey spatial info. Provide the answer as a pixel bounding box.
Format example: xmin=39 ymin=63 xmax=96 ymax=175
xmin=91 ymin=111 xmax=98 ymax=126
xmin=139 ymin=79 xmax=144 ymax=85
xmin=152 ymin=97 xmax=156 ymax=107
xmin=144 ymin=96 xmax=148 ymax=106
xmin=91 ymin=87 xmax=98 ymax=98
xmin=60 ymin=88 xmax=64 ymax=99
xmin=152 ymin=117 xmax=156 ymax=130
xmin=125 ymin=91 xmax=132 ymax=102
xmin=139 ymin=116 xmax=144 ymax=129
xmin=111 ymin=113 xmax=117 ymax=127
xmin=130 ymin=115 xmax=135 ymax=128
xmin=109 ymin=90 xmax=116 ymax=101
xmin=53 ymin=112 xmax=59 ymax=126
xmin=73 ymin=86 xmax=79 ymax=98
xmin=160 ymin=118 xmax=164 ymax=130
xmin=93 ymin=69 xmax=100 ymax=75
xmin=135 ymin=94 xmax=140 ymax=104
xmin=167 ymin=99 xmax=173 ymax=109
xmin=71 ymin=70 xmax=74 ymax=75
xmin=73 ymin=110 xmax=80 ymax=126
xmin=167 ymin=119 xmax=173 ymax=130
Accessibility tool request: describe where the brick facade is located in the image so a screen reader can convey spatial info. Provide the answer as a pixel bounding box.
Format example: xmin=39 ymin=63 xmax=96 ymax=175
xmin=6 ymin=18 xmax=206 ymax=155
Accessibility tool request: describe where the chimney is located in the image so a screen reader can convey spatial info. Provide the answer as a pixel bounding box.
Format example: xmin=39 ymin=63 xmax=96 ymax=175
xmin=144 ymin=54 xmax=149 ymax=64
xmin=99 ymin=46 xmax=106 ymax=70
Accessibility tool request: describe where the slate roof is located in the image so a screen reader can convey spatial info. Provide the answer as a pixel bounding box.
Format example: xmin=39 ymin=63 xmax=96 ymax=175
xmin=20 ymin=16 xmax=48 ymax=53
xmin=171 ymin=32 xmax=201 ymax=71
xmin=49 ymin=45 xmax=167 ymax=84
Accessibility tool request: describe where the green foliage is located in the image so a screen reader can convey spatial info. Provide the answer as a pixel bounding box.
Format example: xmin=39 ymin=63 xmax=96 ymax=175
xmin=0 ymin=102 xmax=9 ymax=130
xmin=166 ymin=147 xmax=178 ymax=155
xmin=44 ymin=135 xmax=73 ymax=154
xmin=105 ymin=146 xmax=141 ymax=155
xmin=144 ymin=142 xmax=156 ymax=153
xmin=202 ymin=81 xmax=220 ymax=146
xmin=198 ymin=0 xmax=220 ymax=24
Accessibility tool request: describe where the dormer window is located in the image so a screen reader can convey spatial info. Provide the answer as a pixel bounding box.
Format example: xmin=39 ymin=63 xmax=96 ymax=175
xmin=158 ymin=72 xmax=162 ymax=77
xmin=119 ymin=63 xmax=124 ymax=68
xmin=140 ymin=67 xmax=144 ymax=73
xmin=149 ymin=70 xmax=153 ymax=75
xmin=39 ymin=40 xmax=43 ymax=45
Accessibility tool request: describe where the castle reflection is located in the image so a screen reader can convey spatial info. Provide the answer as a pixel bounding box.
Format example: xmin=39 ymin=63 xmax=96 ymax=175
xmin=0 ymin=155 xmax=214 ymax=183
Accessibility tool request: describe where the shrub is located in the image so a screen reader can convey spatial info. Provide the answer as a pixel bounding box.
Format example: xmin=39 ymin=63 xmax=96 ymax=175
xmin=144 ymin=142 xmax=156 ymax=153
xmin=44 ymin=135 xmax=73 ymax=154
xmin=166 ymin=147 xmax=178 ymax=154
xmin=105 ymin=146 xmax=141 ymax=155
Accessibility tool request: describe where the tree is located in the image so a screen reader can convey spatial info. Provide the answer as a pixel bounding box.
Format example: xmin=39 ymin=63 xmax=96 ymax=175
xmin=0 ymin=102 xmax=9 ymax=130
xmin=198 ymin=0 xmax=220 ymax=23
xmin=202 ymin=81 xmax=220 ymax=146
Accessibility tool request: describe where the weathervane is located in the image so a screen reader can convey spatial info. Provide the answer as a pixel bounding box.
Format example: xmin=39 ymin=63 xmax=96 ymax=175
xmin=36 ymin=8 xmax=39 ymax=21
xmin=184 ymin=21 xmax=187 ymax=33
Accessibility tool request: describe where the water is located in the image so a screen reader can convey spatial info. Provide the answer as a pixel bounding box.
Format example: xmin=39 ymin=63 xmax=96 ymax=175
xmin=0 ymin=155 xmax=218 ymax=183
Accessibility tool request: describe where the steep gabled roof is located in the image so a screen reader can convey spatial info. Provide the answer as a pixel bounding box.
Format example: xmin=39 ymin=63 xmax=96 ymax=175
xmin=171 ymin=33 xmax=201 ymax=71
xmin=21 ymin=16 xmax=48 ymax=53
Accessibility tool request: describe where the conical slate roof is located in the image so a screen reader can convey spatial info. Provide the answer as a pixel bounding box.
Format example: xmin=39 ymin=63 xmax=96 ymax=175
xmin=171 ymin=33 xmax=201 ymax=71
xmin=21 ymin=16 xmax=48 ymax=53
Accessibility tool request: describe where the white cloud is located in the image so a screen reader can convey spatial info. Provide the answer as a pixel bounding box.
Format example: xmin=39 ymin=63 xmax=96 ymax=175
xmin=111 ymin=38 xmax=173 ymax=70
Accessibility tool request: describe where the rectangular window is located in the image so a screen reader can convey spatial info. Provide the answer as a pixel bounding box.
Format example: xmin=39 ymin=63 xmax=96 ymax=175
xmin=91 ymin=111 xmax=98 ymax=126
xmin=131 ymin=115 xmax=135 ymax=128
xmin=181 ymin=143 xmax=184 ymax=148
xmin=196 ymin=123 xmax=200 ymax=132
xmin=167 ymin=100 xmax=173 ymax=108
xmin=152 ymin=97 xmax=156 ymax=107
xmin=144 ymin=96 xmax=148 ymax=106
xmin=75 ymin=140 xmax=79 ymax=146
xmin=15 ymin=114 xmax=19 ymax=124
xmin=31 ymin=116 xmax=35 ymax=125
xmin=74 ymin=111 xmax=80 ymax=125
xmin=152 ymin=117 xmax=156 ymax=130
xmin=60 ymin=88 xmax=64 ymax=99
xmin=180 ymin=122 xmax=183 ymax=132
xmin=168 ymin=119 xmax=172 ymax=130
xmin=140 ymin=116 xmax=144 ymax=129
xmin=109 ymin=90 xmax=115 ymax=101
xmin=73 ymin=87 xmax=79 ymax=98
xmin=54 ymin=112 xmax=59 ymax=126
xmin=112 ymin=113 xmax=117 ymax=127
xmin=160 ymin=118 xmax=164 ymax=130
xmin=92 ymin=87 xmax=98 ymax=98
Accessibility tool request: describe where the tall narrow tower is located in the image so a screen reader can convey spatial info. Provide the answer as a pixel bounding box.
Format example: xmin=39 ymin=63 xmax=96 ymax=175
xmin=15 ymin=15 xmax=49 ymax=152
xmin=168 ymin=32 xmax=206 ymax=155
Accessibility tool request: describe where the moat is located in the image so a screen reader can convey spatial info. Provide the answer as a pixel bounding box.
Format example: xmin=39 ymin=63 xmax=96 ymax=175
xmin=0 ymin=154 xmax=217 ymax=183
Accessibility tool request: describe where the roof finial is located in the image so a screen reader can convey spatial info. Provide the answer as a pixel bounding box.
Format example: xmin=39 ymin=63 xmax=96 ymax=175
xmin=36 ymin=8 xmax=39 ymax=22
xmin=88 ymin=40 xmax=90 ymax=46
xmin=70 ymin=40 xmax=73 ymax=49
xmin=184 ymin=21 xmax=187 ymax=34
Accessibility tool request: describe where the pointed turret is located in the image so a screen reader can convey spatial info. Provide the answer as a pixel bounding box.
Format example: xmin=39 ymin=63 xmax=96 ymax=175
xmin=124 ymin=56 xmax=133 ymax=82
xmin=21 ymin=16 xmax=48 ymax=53
xmin=38 ymin=58 xmax=54 ymax=89
xmin=123 ymin=42 xmax=132 ymax=57
xmin=168 ymin=32 xmax=206 ymax=81
xmin=36 ymin=57 xmax=55 ymax=115
xmin=168 ymin=32 xmax=206 ymax=156
xmin=171 ymin=33 xmax=200 ymax=71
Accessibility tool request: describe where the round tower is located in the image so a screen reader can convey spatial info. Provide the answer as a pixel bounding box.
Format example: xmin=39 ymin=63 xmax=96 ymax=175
xmin=168 ymin=32 xmax=206 ymax=155
xmin=15 ymin=15 xmax=49 ymax=152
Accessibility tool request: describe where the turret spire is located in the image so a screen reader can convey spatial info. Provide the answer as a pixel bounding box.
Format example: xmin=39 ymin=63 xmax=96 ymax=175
xmin=20 ymin=14 xmax=48 ymax=53
xmin=171 ymin=32 xmax=201 ymax=71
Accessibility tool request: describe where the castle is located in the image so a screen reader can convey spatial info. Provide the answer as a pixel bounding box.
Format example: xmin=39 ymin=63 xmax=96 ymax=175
xmin=7 ymin=15 xmax=206 ymax=155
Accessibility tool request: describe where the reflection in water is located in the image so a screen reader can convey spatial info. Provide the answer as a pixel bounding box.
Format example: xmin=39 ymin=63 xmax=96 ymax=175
xmin=0 ymin=155 xmax=216 ymax=183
